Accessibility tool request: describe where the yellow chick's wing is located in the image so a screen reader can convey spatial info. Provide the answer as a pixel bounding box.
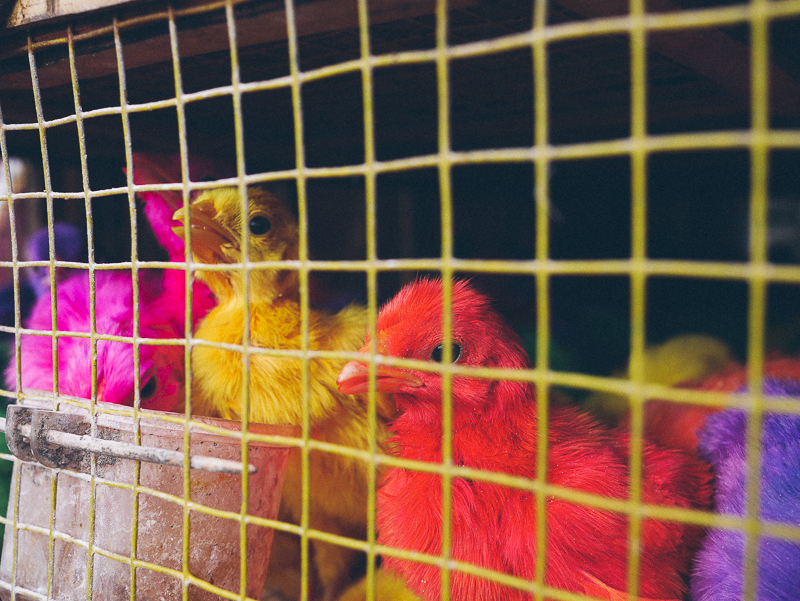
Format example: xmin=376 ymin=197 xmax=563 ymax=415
xmin=174 ymin=186 xmax=394 ymax=601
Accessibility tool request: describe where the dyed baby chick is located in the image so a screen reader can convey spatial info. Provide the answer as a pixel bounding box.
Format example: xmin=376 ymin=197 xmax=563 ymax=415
xmin=583 ymin=334 xmax=741 ymax=453
xmin=584 ymin=334 xmax=734 ymax=427
xmin=173 ymin=186 xmax=394 ymax=601
xmin=337 ymin=278 xmax=712 ymax=601
xmin=691 ymin=376 xmax=800 ymax=601
xmin=6 ymin=269 xmax=184 ymax=411
xmin=336 ymin=568 xmax=422 ymax=601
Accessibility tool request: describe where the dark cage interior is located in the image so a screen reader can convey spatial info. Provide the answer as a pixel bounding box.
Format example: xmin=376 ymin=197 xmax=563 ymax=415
xmin=0 ymin=0 xmax=798 ymax=598
xmin=0 ymin=0 xmax=798 ymax=376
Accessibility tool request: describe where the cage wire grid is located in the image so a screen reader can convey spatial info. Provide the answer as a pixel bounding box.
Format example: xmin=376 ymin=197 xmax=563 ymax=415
xmin=0 ymin=0 xmax=796 ymax=600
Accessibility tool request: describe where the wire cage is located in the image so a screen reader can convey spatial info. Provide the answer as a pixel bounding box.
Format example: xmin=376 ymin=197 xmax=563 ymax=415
xmin=0 ymin=0 xmax=798 ymax=600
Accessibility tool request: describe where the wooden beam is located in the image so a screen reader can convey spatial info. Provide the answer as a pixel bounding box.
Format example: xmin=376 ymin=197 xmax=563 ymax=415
xmin=0 ymin=0 xmax=474 ymax=90
xmin=5 ymin=0 xmax=139 ymax=28
xmin=557 ymin=0 xmax=800 ymax=116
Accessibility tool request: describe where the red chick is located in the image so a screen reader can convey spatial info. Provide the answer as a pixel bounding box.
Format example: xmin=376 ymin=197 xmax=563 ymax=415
xmin=337 ymin=278 xmax=712 ymax=601
xmin=640 ymin=353 xmax=800 ymax=453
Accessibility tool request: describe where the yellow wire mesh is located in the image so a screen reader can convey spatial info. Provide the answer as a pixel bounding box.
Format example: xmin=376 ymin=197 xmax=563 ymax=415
xmin=0 ymin=1 xmax=797 ymax=601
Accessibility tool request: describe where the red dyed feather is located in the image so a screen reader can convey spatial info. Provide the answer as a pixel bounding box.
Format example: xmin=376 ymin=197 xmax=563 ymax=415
xmin=698 ymin=353 xmax=800 ymax=391
xmin=338 ymin=279 xmax=712 ymax=601
xmin=640 ymin=354 xmax=800 ymax=453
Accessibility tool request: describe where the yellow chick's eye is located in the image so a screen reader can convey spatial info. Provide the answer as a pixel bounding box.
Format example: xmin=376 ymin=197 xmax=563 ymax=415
xmin=249 ymin=215 xmax=271 ymax=236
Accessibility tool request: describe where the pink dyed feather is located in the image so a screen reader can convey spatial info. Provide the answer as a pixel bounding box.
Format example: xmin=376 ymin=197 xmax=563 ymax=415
xmin=129 ymin=152 xmax=231 ymax=329
xmin=5 ymin=269 xmax=184 ymax=411
xmin=5 ymin=153 xmax=232 ymax=412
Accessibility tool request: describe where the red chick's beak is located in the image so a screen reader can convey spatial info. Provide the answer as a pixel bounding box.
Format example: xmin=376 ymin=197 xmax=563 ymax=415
xmin=172 ymin=196 xmax=233 ymax=264
xmin=337 ymin=360 xmax=423 ymax=395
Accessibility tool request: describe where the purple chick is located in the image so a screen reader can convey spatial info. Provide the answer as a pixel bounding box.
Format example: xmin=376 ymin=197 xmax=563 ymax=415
xmin=5 ymin=269 xmax=185 ymax=412
xmin=691 ymin=377 xmax=800 ymax=601
xmin=25 ymin=223 xmax=87 ymax=298
xmin=0 ymin=224 xmax=86 ymax=334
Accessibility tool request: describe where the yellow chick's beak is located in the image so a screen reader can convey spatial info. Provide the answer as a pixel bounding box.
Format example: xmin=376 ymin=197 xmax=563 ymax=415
xmin=172 ymin=196 xmax=233 ymax=264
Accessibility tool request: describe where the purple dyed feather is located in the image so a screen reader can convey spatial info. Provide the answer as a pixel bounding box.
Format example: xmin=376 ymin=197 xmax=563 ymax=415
xmin=691 ymin=378 xmax=800 ymax=601
xmin=25 ymin=223 xmax=87 ymax=295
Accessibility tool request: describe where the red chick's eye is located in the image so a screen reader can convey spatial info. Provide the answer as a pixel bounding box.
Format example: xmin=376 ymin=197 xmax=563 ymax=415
xmin=431 ymin=342 xmax=462 ymax=363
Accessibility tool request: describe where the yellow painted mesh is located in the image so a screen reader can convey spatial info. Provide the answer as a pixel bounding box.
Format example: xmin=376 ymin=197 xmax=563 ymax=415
xmin=0 ymin=1 xmax=796 ymax=601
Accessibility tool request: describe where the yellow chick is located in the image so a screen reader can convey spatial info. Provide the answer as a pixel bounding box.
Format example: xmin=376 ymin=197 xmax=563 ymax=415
xmin=336 ymin=568 xmax=421 ymax=601
xmin=174 ymin=187 xmax=394 ymax=601
xmin=583 ymin=333 xmax=733 ymax=426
